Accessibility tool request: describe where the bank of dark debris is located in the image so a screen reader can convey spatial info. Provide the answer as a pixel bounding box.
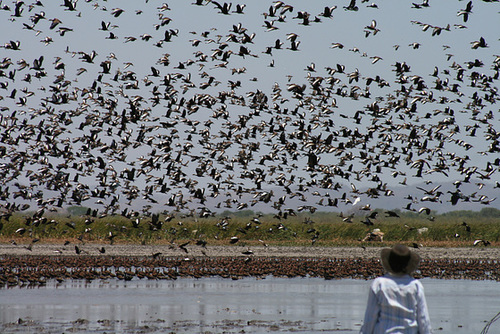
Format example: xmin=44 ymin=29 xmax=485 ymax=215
xmin=1 ymin=255 xmax=499 ymax=288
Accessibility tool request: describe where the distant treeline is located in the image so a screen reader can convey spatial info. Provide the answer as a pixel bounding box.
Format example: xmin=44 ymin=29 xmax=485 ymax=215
xmin=216 ymin=207 xmax=500 ymax=219
xmin=59 ymin=206 xmax=500 ymax=222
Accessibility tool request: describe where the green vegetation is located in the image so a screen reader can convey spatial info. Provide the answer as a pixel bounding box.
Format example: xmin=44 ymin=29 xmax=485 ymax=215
xmin=1 ymin=208 xmax=499 ymax=247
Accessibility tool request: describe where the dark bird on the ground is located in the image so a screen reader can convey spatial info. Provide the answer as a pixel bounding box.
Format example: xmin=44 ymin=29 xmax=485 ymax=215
xmin=473 ymin=239 xmax=490 ymax=247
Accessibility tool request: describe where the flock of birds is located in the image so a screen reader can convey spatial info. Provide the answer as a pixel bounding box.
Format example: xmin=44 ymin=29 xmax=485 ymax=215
xmin=0 ymin=0 xmax=499 ymax=247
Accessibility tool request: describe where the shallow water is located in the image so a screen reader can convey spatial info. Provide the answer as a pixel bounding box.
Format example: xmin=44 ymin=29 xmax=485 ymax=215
xmin=0 ymin=277 xmax=499 ymax=333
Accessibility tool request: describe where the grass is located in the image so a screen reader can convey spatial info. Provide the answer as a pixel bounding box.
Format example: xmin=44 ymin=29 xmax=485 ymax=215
xmin=1 ymin=208 xmax=499 ymax=247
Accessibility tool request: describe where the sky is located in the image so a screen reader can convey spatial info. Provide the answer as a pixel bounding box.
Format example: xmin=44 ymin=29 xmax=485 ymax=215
xmin=0 ymin=0 xmax=499 ymax=216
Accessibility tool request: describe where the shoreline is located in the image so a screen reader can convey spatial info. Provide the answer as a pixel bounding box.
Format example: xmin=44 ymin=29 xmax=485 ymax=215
xmin=1 ymin=243 xmax=499 ymax=259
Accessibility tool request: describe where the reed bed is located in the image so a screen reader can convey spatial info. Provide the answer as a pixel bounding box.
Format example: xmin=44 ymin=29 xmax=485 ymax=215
xmin=1 ymin=208 xmax=499 ymax=247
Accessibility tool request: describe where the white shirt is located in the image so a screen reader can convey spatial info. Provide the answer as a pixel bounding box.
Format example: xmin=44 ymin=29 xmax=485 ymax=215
xmin=360 ymin=273 xmax=432 ymax=334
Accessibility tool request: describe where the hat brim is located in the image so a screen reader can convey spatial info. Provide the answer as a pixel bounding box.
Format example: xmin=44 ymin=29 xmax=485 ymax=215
xmin=381 ymin=247 xmax=420 ymax=275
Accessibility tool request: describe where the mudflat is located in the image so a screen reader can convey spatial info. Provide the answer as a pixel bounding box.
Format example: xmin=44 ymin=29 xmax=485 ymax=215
xmin=0 ymin=243 xmax=498 ymax=259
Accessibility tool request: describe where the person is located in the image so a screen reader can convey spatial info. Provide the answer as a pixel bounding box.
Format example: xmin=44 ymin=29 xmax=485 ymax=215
xmin=360 ymin=244 xmax=432 ymax=334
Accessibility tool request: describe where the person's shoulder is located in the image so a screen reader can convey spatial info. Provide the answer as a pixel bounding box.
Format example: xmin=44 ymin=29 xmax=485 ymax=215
xmin=375 ymin=273 xmax=415 ymax=284
xmin=371 ymin=275 xmax=393 ymax=287
xmin=412 ymin=278 xmax=425 ymax=288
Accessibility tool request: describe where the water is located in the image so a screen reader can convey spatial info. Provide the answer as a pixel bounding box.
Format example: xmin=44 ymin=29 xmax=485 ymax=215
xmin=0 ymin=277 xmax=498 ymax=333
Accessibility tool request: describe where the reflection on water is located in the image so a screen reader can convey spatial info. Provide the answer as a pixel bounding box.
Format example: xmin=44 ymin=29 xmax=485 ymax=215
xmin=0 ymin=277 xmax=499 ymax=333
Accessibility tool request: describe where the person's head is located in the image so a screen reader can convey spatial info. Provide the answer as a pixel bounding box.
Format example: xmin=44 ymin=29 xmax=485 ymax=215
xmin=381 ymin=244 xmax=420 ymax=275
